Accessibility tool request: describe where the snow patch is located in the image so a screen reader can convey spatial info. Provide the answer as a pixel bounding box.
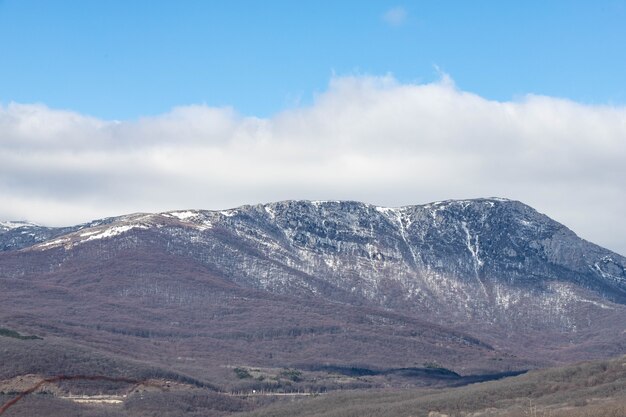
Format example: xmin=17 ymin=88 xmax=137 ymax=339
xmin=37 ymin=223 xmax=151 ymax=249
xmin=591 ymin=262 xmax=625 ymax=284
xmin=79 ymin=230 xmax=100 ymax=237
xmin=81 ymin=224 xmax=149 ymax=242
xmin=374 ymin=206 xmax=398 ymax=216
xmin=461 ymin=221 xmax=487 ymax=296
xmin=0 ymin=221 xmax=38 ymax=230
xmin=264 ymin=205 xmax=276 ymax=219
xmin=197 ymin=220 xmax=213 ymax=230
xmin=461 ymin=221 xmax=484 ymax=268
xmin=38 ymin=237 xmax=70 ymax=248
xmin=169 ymin=211 xmax=198 ymax=220
xmin=310 ymin=200 xmax=343 ymax=208
xmin=378 ymin=207 xmax=420 ymax=270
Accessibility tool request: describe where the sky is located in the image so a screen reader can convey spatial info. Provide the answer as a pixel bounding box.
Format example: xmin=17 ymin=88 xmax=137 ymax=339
xmin=1 ymin=1 xmax=625 ymax=255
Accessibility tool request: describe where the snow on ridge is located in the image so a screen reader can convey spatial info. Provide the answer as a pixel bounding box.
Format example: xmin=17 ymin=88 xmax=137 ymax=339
xmin=0 ymin=220 xmax=39 ymax=230
xmin=35 ymin=224 xmax=149 ymax=250
xmin=81 ymin=224 xmax=149 ymax=242
xmin=79 ymin=229 xmax=100 ymax=237
xmin=422 ymin=197 xmax=511 ymax=208
xmin=163 ymin=198 xmax=513 ymax=219
xmin=264 ymin=205 xmax=276 ymax=219
xmin=310 ymin=200 xmax=342 ymax=207
xmin=148 ymin=211 xmax=213 ymax=230
xmin=374 ymin=206 xmax=399 ymax=216
xmin=168 ymin=210 xmax=198 ymax=220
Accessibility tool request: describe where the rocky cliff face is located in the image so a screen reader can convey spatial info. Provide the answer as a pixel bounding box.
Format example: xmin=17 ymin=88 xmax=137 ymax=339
xmin=155 ymin=198 xmax=624 ymax=331
xmin=1 ymin=198 xmax=625 ymax=367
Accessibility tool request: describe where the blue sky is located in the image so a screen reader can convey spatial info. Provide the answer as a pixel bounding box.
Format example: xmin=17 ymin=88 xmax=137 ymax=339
xmin=1 ymin=0 xmax=625 ymax=119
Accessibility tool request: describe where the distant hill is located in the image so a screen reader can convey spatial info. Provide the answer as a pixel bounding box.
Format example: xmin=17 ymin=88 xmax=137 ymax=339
xmin=238 ymin=355 xmax=626 ymax=417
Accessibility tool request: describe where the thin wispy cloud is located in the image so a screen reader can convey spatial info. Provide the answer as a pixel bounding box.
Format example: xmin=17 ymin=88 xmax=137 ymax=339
xmin=382 ymin=6 xmax=407 ymax=27
xmin=1 ymin=75 xmax=625 ymax=256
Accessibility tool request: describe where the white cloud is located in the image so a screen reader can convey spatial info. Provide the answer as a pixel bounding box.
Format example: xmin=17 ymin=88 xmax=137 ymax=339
xmin=1 ymin=75 xmax=626 ymax=256
xmin=382 ymin=6 xmax=407 ymax=27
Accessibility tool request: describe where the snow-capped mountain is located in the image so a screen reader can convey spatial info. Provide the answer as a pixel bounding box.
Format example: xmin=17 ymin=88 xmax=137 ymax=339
xmin=1 ymin=198 xmax=624 ymax=372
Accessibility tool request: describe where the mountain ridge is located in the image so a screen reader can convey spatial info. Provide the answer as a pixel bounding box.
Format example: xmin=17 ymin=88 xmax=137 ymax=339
xmin=3 ymin=198 xmax=625 ymax=310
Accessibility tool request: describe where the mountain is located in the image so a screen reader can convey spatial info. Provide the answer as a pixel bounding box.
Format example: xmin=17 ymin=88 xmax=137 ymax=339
xmin=1 ymin=198 xmax=625 ymax=387
xmin=0 ymin=218 xmax=118 ymax=252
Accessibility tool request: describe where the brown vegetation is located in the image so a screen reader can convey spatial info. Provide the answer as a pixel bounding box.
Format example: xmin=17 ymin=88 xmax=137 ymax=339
xmin=1 ymin=353 xmax=623 ymax=416
xmin=236 ymin=355 xmax=626 ymax=417
xmin=0 ymin=238 xmax=530 ymax=391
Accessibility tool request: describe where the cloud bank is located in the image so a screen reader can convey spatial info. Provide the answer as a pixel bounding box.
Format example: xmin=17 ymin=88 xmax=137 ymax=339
xmin=1 ymin=75 xmax=625 ymax=255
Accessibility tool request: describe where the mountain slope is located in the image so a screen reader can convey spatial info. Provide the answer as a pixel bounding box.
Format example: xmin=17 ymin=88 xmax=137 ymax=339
xmin=1 ymin=198 xmax=624 ymax=378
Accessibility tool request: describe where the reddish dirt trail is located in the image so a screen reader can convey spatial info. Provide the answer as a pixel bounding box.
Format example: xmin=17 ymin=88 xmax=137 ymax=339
xmin=0 ymin=375 xmax=163 ymax=415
